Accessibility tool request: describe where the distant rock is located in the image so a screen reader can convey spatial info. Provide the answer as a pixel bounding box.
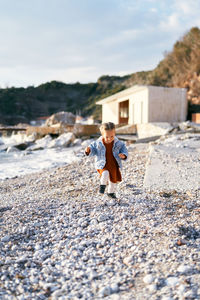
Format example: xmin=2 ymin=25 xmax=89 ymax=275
xmin=73 ymin=124 xmax=100 ymax=137
xmin=26 ymin=132 xmax=76 ymax=150
xmin=27 ymin=135 xmax=53 ymax=151
xmin=15 ymin=142 xmax=33 ymax=151
xmin=7 ymin=146 xmax=20 ymax=153
xmin=0 ymin=144 xmax=7 ymax=152
xmin=0 ymin=137 xmax=4 ymax=145
xmin=45 ymin=111 xmax=76 ymax=126
xmin=48 ymin=132 xmax=75 ymax=148
xmin=24 ymin=133 xmax=38 ymax=143
xmin=178 ymin=121 xmax=200 ymax=132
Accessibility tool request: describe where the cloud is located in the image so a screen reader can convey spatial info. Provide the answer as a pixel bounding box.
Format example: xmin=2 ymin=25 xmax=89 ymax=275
xmin=159 ymin=13 xmax=181 ymax=31
xmin=156 ymin=0 xmax=200 ymax=47
xmin=173 ymin=0 xmax=199 ymax=15
xmin=149 ymin=7 xmax=158 ymax=13
xmin=98 ymin=29 xmax=141 ymax=48
xmin=0 ymin=0 xmax=200 ymax=87
xmin=0 ymin=65 xmax=99 ymax=88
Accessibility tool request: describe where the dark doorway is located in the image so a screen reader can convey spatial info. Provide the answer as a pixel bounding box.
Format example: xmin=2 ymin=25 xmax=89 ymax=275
xmin=119 ymin=100 xmax=129 ymax=124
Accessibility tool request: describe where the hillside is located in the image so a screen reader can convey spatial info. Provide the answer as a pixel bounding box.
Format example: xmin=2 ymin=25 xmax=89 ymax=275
xmin=0 ymin=72 xmax=151 ymax=125
xmin=0 ymin=27 xmax=199 ymax=125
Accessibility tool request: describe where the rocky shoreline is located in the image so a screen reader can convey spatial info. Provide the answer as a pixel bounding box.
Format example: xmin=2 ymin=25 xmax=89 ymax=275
xmin=0 ymin=137 xmax=200 ymax=299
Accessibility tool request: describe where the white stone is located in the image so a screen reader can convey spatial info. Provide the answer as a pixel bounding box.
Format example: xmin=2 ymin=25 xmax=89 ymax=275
xmin=90 ymin=218 xmax=98 ymax=225
xmin=111 ymin=283 xmax=119 ymax=293
xmin=35 ymin=243 xmax=42 ymax=250
xmin=183 ymin=290 xmax=195 ymax=298
xmin=109 ymin=295 xmax=121 ymax=300
xmin=88 ymin=270 xmax=98 ymax=280
xmin=143 ymin=274 xmax=154 ymax=284
xmin=17 ymin=255 xmax=28 ymax=263
xmin=177 ymin=264 xmax=191 ymax=273
xmin=17 ymin=295 xmax=26 ymax=300
xmin=51 ymin=289 xmax=64 ymax=298
xmin=99 ymin=286 xmax=112 ymax=297
xmin=107 ymin=200 xmax=116 ymax=206
xmin=165 ymin=276 xmax=179 ymax=287
xmin=98 ymin=214 xmax=109 ymax=222
xmin=17 ymin=285 xmax=25 ymax=294
xmin=1 ymin=235 xmax=10 ymax=242
xmin=77 ymin=218 xmax=88 ymax=228
xmin=11 ymin=244 xmax=17 ymax=251
xmin=123 ymin=256 xmax=134 ymax=266
xmin=178 ymin=284 xmax=186 ymax=295
xmin=148 ymin=284 xmax=157 ymax=292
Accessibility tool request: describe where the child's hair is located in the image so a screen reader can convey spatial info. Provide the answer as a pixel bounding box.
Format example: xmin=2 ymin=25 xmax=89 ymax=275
xmin=100 ymin=122 xmax=115 ymax=133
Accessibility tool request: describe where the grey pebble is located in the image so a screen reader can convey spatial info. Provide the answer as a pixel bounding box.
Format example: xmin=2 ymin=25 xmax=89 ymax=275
xmin=0 ymin=135 xmax=200 ymax=299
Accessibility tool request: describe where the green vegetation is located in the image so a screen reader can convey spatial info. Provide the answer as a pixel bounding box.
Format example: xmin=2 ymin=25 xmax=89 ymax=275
xmin=0 ymin=27 xmax=200 ymax=125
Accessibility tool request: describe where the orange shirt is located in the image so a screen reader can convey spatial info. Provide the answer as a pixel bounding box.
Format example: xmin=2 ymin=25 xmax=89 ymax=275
xmin=97 ymin=139 xmax=122 ymax=183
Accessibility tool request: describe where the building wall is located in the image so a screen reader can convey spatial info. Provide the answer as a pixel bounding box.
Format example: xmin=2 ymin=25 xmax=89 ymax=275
xmin=129 ymin=89 xmax=148 ymax=124
xmin=102 ymin=101 xmax=118 ymax=124
xmin=148 ymin=87 xmax=187 ymax=122
xmin=100 ymin=86 xmax=187 ymax=125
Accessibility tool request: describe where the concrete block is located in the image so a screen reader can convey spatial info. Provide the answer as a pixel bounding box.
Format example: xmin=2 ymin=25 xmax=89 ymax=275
xmin=115 ymin=124 xmax=137 ymax=135
xmin=136 ymin=122 xmax=174 ymax=139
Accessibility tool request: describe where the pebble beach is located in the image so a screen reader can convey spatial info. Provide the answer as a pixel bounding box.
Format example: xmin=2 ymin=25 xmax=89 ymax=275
xmin=0 ymin=135 xmax=200 ymax=300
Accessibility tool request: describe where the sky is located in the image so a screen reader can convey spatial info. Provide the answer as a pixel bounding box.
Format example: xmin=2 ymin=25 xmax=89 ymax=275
xmin=0 ymin=0 xmax=200 ymax=88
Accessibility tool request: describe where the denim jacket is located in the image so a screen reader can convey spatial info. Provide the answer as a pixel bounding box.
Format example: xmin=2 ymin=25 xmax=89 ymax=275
xmin=88 ymin=136 xmax=128 ymax=169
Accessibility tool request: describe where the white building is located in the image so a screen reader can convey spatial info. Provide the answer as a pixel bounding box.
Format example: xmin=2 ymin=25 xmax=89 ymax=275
xmin=97 ymin=85 xmax=187 ymax=125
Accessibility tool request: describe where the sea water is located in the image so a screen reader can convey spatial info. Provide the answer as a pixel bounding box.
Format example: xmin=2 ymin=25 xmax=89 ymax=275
xmin=0 ymin=134 xmax=83 ymax=180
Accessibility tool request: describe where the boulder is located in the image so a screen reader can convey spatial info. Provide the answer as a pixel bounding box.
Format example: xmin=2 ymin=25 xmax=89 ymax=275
xmin=15 ymin=142 xmax=33 ymax=151
xmin=7 ymin=146 xmax=20 ymax=153
xmin=0 ymin=137 xmax=4 ymax=145
xmin=45 ymin=111 xmax=76 ymax=126
xmin=72 ymin=138 xmax=82 ymax=146
xmin=26 ymin=125 xmax=62 ymax=139
xmin=48 ymin=132 xmax=75 ymax=148
xmin=0 ymin=144 xmax=7 ymax=152
xmin=178 ymin=121 xmax=200 ymax=132
xmin=27 ymin=135 xmax=53 ymax=151
xmin=73 ymin=124 xmax=100 ymax=137
xmin=24 ymin=132 xmax=38 ymax=143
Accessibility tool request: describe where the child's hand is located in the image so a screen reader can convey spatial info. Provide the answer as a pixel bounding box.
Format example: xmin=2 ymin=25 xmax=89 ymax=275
xmin=119 ymin=153 xmax=126 ymax=159
xmin=85 ymin=147 xmax=91 ymax=155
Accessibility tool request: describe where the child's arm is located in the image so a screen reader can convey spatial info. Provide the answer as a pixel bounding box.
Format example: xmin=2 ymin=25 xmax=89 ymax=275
xmin=119 ymin=142 xmax=128 ymax=160
xmin=84 ymin=141 xmax=97 ymax=156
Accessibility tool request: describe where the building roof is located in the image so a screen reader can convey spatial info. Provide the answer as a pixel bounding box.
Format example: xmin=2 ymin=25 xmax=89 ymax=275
xmin=96 ymin=85 xmax=146 ymax=105
xmin=96 ymin=84 xmax=186 ymax=105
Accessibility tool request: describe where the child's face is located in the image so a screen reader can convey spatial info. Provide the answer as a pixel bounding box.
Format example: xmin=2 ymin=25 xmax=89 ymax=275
xmin=102 ymin=129 xmax=115 ymax=144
